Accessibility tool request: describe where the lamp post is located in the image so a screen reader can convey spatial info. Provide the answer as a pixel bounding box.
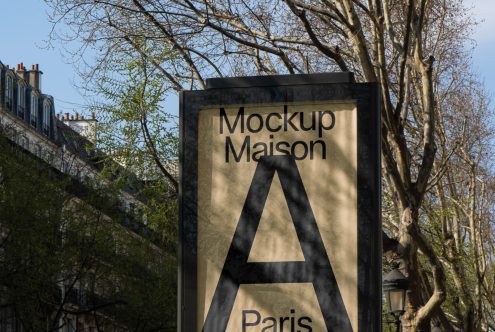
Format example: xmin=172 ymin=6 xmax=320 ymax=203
xmin=383 ymin=265 xmax=409 ymax=332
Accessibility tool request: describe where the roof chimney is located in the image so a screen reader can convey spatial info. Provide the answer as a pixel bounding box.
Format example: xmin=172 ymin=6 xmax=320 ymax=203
xmin=15 ymin=63 xmax=28 ymax=82
xmin=62 ymin=112 xmax=98 ymax=143
xmin=28 ymin=64 xmax=43 ymax=92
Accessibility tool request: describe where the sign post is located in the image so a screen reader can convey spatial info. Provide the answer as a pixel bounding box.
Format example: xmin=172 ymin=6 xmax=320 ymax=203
xmin=179 ymin=73 xmax=381 ymax=332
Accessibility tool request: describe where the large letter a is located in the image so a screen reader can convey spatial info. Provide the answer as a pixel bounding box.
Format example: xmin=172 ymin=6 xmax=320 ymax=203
xmin=203 ymin=155 xmax=352 ymax=332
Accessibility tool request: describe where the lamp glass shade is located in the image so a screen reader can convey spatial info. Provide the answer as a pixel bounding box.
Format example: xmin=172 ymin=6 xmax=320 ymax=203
xmin=386 ymin=289 xmax=406 ymax=314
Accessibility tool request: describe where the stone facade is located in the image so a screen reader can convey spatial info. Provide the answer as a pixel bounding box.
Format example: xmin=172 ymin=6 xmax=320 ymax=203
xmin=0 ymin=61 xmax=165 ymax=332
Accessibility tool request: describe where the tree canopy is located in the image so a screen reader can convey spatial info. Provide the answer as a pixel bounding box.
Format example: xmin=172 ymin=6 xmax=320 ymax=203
xmin=43 ymin=0 xmax=495 ymax=330
xmin=0 ymin=130 xmax=176 ymax=331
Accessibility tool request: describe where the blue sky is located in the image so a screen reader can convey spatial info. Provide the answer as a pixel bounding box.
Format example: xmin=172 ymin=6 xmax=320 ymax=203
xmin=0 ymin=1 xmax=87 ymax=114
xmin=0 ymin=0 xmax=493 ymax=113
xmin=466 ymin=0 xmax=495 ymax=98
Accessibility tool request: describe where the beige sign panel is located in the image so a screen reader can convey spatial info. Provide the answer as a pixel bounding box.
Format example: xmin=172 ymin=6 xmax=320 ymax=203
xmin=197 ymin=101 xmax=358 ymax=332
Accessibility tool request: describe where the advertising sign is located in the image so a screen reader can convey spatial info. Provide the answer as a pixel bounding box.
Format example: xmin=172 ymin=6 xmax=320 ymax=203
xmin=179 ymin=74 xmax=381 ymax=332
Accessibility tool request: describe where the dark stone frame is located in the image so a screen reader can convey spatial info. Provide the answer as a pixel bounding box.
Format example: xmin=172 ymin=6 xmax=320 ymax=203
xmin=179 ymin=74 xmax=381 ymax=332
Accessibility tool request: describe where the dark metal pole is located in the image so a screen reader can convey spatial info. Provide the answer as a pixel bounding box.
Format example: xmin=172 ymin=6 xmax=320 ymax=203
xmin=394 ymin=314 xmax=401 ymax=332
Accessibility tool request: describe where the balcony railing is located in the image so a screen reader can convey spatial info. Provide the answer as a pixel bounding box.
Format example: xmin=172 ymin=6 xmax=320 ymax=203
xmin=5 ymin=99 xmax=12 ymax=111
xmin=17 ymin=105 xmax=25 ymax=118
xmin=65 ymin=288 xmax=111 ymax=311
xmin=42 ymin=124 xmax=50 ymax=136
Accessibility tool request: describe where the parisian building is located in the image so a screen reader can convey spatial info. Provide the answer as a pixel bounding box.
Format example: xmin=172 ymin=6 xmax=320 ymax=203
xmin=0 ymin=61 xmax=170 ymax=331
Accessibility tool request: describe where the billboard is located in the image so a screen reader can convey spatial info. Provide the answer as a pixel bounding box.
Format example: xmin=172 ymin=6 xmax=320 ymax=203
xmin=180 ymin=74 xmax=381 ymax=332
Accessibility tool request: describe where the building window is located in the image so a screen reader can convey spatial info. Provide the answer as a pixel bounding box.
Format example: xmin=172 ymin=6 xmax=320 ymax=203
xmin=30 ymin=93 xmax=38 ymax=127
xmin=0 ymin=307 xmax=16 ymax=332
xmin=5 ymin=74 xmax=13 ymax=110
xmin=43 ymin=101 xmax=51 ymax=134
xmin=17 ymin=82 xmax=25 ymax=116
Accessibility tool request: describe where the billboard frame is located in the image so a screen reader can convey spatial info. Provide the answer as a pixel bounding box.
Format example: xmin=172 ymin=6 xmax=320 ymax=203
xmin=179 ymin=73 xmax=381 ymax=332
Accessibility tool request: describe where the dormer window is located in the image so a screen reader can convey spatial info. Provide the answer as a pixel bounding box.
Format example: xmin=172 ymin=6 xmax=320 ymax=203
xmin=5 ymin=73 xmax=13 ymax=110
xmin=43 ymin=101 xmax=51 ymax=135
xmin=17 ymin=81 xmax=25 ymax=116
xmin=30 ymin=92 xmax=38 ymax=128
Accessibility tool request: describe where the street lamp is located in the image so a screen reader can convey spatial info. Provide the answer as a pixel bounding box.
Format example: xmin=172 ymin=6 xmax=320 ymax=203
xmin=383 ymin=265 xmax=409 ymax=332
